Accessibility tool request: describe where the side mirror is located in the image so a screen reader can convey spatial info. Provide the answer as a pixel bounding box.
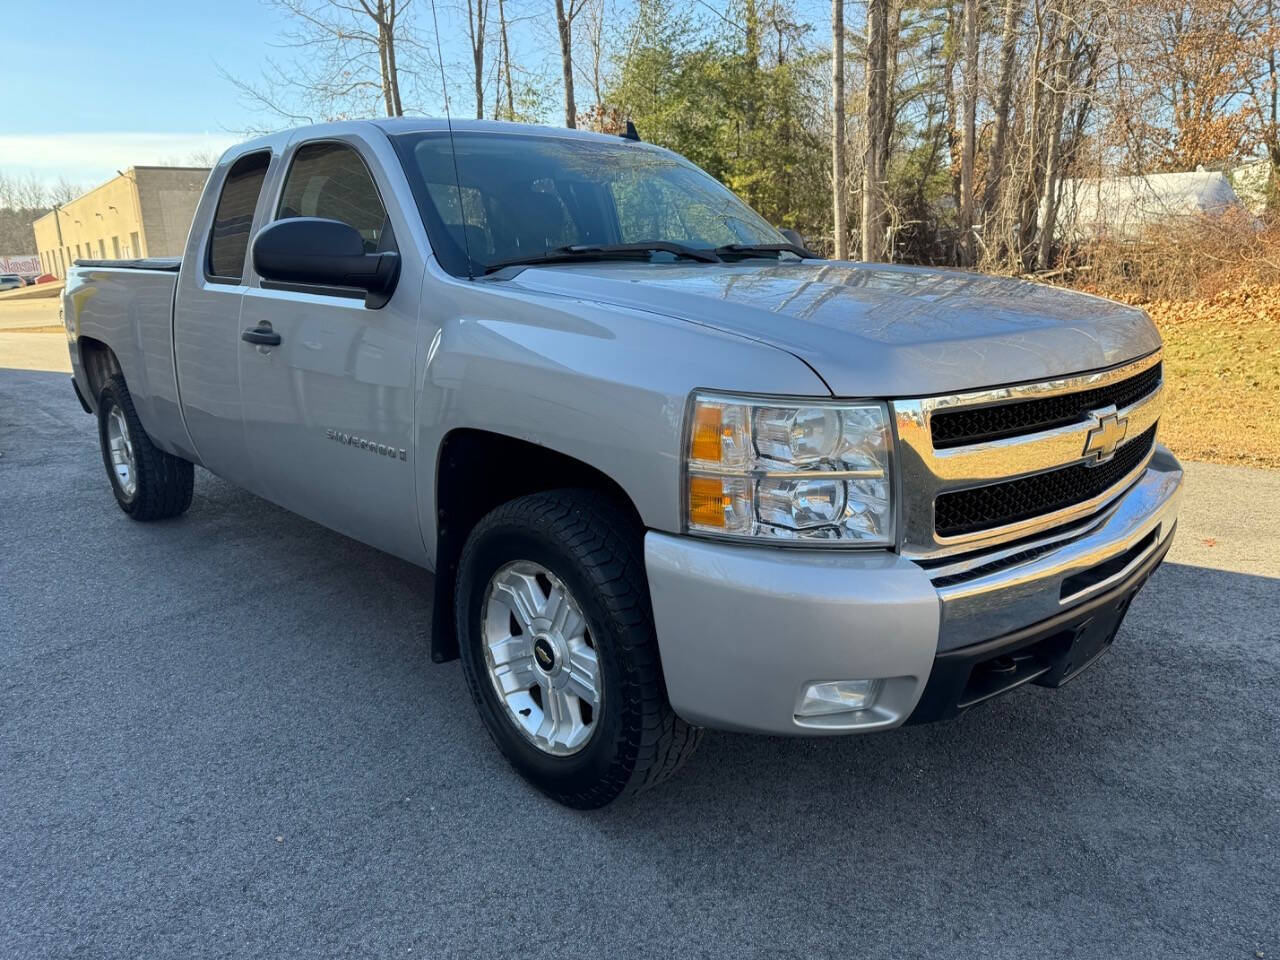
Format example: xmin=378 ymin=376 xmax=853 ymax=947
xmin=252 ymin=217 xmax=399 ymax=308
xmin=779 ymin=228 xmax=809 ymax=251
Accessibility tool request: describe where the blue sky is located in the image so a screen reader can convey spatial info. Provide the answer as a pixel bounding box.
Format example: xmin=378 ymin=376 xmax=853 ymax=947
xmin=2 ymin=0 xmax=831 ymax=189
xmin=2 ymin=0 xmax=488 ymax=186
xmin=3 ymin=0 xmax=287 ymax=184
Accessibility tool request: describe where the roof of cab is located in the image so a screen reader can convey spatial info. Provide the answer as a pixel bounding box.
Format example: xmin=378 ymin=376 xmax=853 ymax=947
xmin=370 ymin=117 xmax=642 ymax=147
xmin=216 ymin=117 xmax=662 ymax=170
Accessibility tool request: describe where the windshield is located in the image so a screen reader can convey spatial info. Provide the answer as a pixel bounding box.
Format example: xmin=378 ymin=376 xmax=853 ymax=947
xmin=391 ymin=131 xmax=786 ymax=277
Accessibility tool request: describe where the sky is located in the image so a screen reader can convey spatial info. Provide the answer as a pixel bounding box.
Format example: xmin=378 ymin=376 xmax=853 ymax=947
xmin=1 ymin=0 xmax=485 ymax=189
xmin=2 ymin=0 xmax=832 ymax=193
xmin=2 ymin=0 xmax=288 ymax=184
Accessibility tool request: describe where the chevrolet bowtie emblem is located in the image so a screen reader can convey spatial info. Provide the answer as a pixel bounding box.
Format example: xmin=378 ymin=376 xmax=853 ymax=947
xmin=1082 ymin=406 xmax=1128 ymax=464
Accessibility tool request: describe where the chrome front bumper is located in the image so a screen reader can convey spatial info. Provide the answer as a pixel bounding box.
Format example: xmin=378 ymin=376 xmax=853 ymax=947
xmin=645 ymin=446 xmax=1183 ymax=735
xmin=929 ymin=445 xmax=1184 ymax=650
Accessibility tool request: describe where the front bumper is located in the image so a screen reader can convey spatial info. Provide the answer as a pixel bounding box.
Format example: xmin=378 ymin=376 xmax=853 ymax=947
xmin=645 ymin=446 xmax=1184 ymax=735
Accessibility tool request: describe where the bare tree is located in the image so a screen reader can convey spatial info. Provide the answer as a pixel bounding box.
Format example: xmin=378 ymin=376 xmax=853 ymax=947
xmin=958 ymin=0 xmax=980 ymax=265
xmin=580 ymin=0 xmax=608 ymax=120
xmin=49 ymin=178 xmax=84 ymax=207
xmin=832 ymin=0 xmax=848 ymax=259
xmin=465 ymin=0 xmax=491 ymax=118
xmin=984 ymin=0 xmax=1023 ymax=221
xmin=861 ymin=0 xmax=890 ymax=260
xmin=223 ymin=0 xmax=418 ymax=124
xmin=494 ymin=0 xmax=516 ymax=119
xmin=554 ymin=0 xmax=587 ymax=127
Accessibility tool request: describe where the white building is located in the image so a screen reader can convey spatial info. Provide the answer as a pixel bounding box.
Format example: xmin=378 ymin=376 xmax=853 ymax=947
xmin=1054 ymin=170 xmax=1256 ymax=242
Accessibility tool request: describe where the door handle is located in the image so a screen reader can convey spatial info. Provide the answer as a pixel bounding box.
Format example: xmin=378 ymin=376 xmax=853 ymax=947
xmin=241 ymin=325 xmax=282 ymax=346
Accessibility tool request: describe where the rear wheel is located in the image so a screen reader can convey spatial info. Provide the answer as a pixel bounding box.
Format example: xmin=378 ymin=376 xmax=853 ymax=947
xmin=455 ymin=489 xmax=701 ymax=808
xmin=96 ymin=374 xmax=194 ymax=521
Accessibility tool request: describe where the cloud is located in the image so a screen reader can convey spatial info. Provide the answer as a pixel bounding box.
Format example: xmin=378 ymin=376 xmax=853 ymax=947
xmin=0 ymin=132 xmax=241 ymax=190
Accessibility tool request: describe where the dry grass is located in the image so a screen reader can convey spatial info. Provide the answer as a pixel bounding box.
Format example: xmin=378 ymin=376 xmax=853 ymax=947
xmin=1059 ymin=217 xmax=1280 ymax=469
xmin=1070 ymin=213 xmax=1280 ymax=302
xmin=1144 ymin=284 xmax=1280 ymax=469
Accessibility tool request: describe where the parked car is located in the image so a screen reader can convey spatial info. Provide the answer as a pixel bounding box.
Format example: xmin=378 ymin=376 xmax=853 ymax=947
xmin=62 ymin=119 xmax=1183 ymax=807
xmin=0 ymin=274 xmax=25 ymax=291
xmin=34 ymin=273 xmax=57 ymax=285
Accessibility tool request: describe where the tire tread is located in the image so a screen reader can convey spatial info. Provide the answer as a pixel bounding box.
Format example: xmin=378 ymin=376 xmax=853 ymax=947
xmin=456 ymin=489 xmax=700 ymax=807
xmin=98 ymin=374 xmax=194 ymax=521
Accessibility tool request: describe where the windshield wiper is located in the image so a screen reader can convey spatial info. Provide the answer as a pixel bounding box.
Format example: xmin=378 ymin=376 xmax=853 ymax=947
xmin=714 ymin=242 xmax=819 ymax=261
xmin=483 ymin=242 xmax=721 ymax=275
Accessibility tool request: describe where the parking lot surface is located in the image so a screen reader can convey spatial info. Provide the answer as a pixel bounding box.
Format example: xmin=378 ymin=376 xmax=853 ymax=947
xmin=2 ymin=366 xmax=1277 ymax=959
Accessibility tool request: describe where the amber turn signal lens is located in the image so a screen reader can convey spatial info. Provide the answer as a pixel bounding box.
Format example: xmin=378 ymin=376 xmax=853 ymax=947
xmin=690 ymin=404 xmax=723 ymax=463
xmin=688 ymin=475 xmax=727 ymax=528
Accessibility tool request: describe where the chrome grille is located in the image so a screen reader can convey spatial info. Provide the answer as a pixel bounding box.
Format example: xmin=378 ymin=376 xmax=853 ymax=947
xmin=930 ymin=362 xmax=1162 ymax=448
xmin=934 ymin=425 xmax=1156 ymax=537
xmin=893 ymin=351 xmax=1163 ymax=559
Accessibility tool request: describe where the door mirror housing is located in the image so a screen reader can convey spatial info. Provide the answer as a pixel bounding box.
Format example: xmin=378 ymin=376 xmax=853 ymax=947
xmin=779 ymin=228 xmax=809 ymax=251
xmin=252 ymin=217 xmax=399 ymax=308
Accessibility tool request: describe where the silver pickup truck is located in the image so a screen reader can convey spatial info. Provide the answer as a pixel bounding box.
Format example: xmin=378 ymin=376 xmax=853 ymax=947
xmin=64 ymin=118 xmax=1183 ymax=807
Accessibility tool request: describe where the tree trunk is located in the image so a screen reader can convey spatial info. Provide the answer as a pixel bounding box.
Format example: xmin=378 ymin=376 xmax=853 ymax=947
xmin=943 ymin=2 xmax=961 ymax=215
xmin=498 ymin=0 xmax=514 ymax=120
xmin=985 ymin=0 xmax=1021 ymax=219
xmin=744 ymin=0 xmax=761 ymax=136
xmin=470 ymin=0 xmax=487 ymax=119
xmin=1016 ymin=2 xmax=1056 ymax=264
xmin=832 ymin=0 xmax=848 ymax=259
xmin=386 ymin=34 xmax=403 ymax=116
xmin=1036 ymin=33 xmax=1070 ymax=270
xmin=555 ymin=0 xmax=577 ymax=128
xmin=377 ymin=1 xmax=395 ymax=118
xmin=1268 ymin=0 xmax=1279 ymax=213
xmin=861 ymin=0 xmax=889 ymax=261
xmin=958 ymin=0 xmax=979 ymax=266
xmin=380 ymin=0 xmax=403 ymax=117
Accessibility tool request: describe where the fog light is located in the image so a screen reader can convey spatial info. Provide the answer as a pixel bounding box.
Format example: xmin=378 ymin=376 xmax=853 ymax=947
xmin=796 ymin=679 xmax=880 ymax=717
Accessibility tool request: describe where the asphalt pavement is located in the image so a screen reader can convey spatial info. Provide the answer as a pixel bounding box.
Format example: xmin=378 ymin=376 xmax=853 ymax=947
xmin=2 ymin=366 xmax=1277 ymax=959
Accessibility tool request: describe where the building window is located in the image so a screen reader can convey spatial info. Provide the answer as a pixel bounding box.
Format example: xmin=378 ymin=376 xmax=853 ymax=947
xmin=112 ymin=236 xmax=121 ymax=259
xmin=130 ymin=232 xmax=142 ymax=258
xmin=207 ymin=150 xmax=271 ymax=282
xmin=98 ymin=239 xmax=106 ymax=258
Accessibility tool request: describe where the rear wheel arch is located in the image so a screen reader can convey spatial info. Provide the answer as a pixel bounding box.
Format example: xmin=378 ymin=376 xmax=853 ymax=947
xmin=430 ymin=428 xmax=647 ymax=664
xmin=77 ymin=337 xmax=122 ymax=412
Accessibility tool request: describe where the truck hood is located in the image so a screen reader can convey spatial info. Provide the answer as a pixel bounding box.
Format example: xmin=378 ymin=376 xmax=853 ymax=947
xmin=507 ymin=260 xmax=1161 ymax=397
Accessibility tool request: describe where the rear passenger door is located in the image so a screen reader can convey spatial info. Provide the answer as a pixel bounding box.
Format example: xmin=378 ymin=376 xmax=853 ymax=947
xmin=174 ymin=148 xmax=273 ymax=485
xmin=236 ymin=134 xmax=425 ymax=564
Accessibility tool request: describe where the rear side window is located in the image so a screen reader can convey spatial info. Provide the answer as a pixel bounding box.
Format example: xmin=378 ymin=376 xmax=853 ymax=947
xmin=207 ymin=151 xmax=270 ymax=282
xmin=277 ymin=141 xmax=389 ymax=252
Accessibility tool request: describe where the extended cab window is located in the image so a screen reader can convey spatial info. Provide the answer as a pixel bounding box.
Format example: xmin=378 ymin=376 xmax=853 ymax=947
xmin=207 ymin=151 xmax=270 ymax=282
xmin=277 ymin=141 xmax=389 ymax=253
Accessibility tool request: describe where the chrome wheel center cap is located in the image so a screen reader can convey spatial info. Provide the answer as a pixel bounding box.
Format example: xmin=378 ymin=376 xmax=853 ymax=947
xmin=481 ymin=561 xmax=602 ymax=757
xmin=531 ymin=633 xmax=560 ymax=674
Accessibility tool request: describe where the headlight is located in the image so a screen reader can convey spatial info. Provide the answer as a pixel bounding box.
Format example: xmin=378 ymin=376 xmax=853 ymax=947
xmin=684 ymin=393 xmax=895 ymax=546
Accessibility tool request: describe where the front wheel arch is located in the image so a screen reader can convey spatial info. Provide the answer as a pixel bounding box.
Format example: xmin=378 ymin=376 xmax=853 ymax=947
xmin=430 ymin=428 xmax=646 ymax=664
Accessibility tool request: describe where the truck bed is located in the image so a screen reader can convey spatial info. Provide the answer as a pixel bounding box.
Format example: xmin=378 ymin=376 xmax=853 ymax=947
xmin=65 ymin=259 xmax=190 ymax=461
xmin=73 ymin=258 xmax=182 ymax=272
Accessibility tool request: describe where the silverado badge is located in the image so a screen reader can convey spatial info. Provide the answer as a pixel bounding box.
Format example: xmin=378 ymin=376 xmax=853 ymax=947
xmin=326 ymin=429 xmax=407 ymax=461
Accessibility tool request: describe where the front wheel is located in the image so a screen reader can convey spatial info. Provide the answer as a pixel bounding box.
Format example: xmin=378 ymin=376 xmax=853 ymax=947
xmin=96 ymin=374 xmax=194 ymax=521
xmin=455 ymin=490 xmax=700 ymax=808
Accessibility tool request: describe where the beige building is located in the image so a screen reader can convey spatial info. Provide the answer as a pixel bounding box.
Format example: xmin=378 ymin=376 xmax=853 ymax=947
xmin=32 ymin=166 xmax=210 ymax=278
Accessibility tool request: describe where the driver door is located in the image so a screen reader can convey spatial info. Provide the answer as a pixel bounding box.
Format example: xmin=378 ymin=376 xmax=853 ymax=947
xmin=236 ymin=135 xmax=425 ymax=564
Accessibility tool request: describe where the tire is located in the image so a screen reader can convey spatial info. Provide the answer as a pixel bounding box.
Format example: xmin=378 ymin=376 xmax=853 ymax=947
xmin=455 ymin=489 xmax=701 ymax=808
xmin=97 ymin=374 xmax=194 ymax=521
